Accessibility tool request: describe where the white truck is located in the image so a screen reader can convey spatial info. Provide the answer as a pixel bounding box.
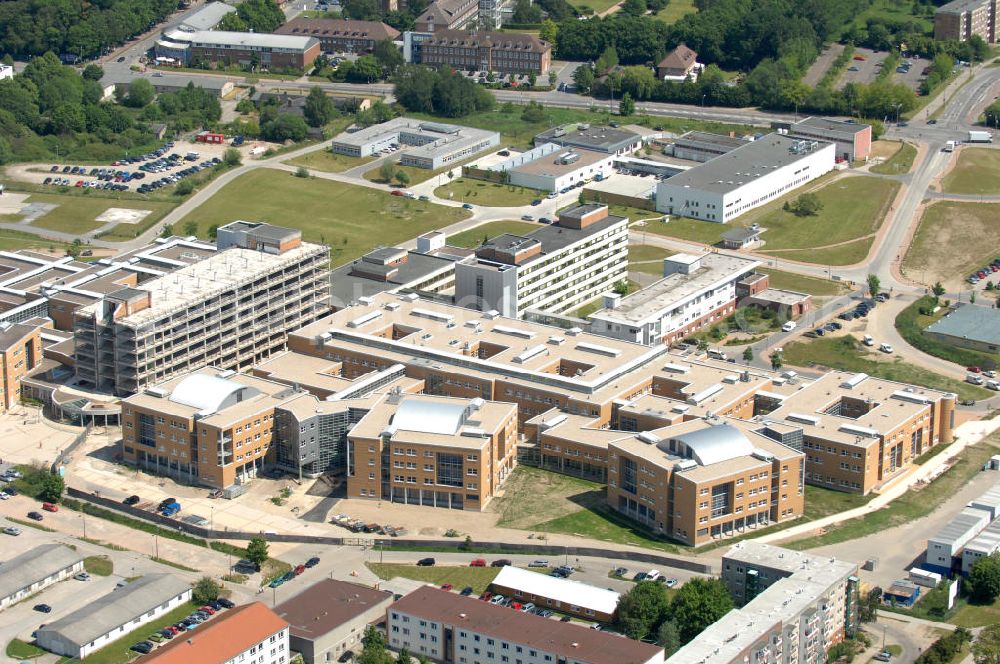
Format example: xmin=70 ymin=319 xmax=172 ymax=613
xmin=943 ymin=140 xmax=955 ymax=152
xmin=968 ymin=130 xmax=993 ymax=143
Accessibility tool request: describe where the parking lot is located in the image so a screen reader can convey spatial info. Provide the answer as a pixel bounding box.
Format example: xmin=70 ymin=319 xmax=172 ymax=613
xmin=803 ymin=44 xmax=845 ymax=87
xmin=892 ymin=54 xmax=928 ymax=93
xmin=837 ymin=47 xmax=885 ymax=88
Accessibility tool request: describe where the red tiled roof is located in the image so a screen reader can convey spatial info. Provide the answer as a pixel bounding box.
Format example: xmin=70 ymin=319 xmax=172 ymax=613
xmin=136 ymin=602 xmax=288 ymax=664
xmin=425 ymin=29 xmax=550 ymax=52
xmin=389 ymin=587 xmax=662 ymax=664
xmin=275 ymin=17 xmax=400 ymax=41
xmin=658 ymin=44 xmax=697 ymax=70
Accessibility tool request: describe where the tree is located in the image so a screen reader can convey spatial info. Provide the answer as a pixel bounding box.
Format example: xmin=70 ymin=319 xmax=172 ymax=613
xmin=373 ymin=40 xmax=405 ymax=77
xmin=175 ymin=179 xmax=195 ymax=196
xmin=656 ymin=620 xmax=681 ymax=656
xmin=770 ymin=351 xmax=783 ymax=371
xmin=539 ymin=19 xmax=559 ymax=44
xmin=548 ymin=70 xmax=558 ymax=87
xmin=666 ymin=577 xmax=733 ymax=644
xmin=395 ymin=170 xmax=410 ymax=185
xmin=39 ymin=473 xmax=65 ymax=503
xmin=246 ymin=536 xmax=269 ymax=571
xmin=595 ymin=45 xmax=619 ymax=75
xmin=967 ymin=553 xmax=1000 ymax=603
xmin=613 ymin=279 xmax=631 ymax=296
xmin=358 ymin=626 xmax=388 ymax=664
xmin=973 ymin=622 xmax=1000 ymax=664
xmin=295 ymin=166 xmax=310 ymax=178
xmin=303 ymin=86 xmax=335 ymax=128
xmin=208 ymin=224 xmax=220 ymax=240
xmin=788 ymin=192 xmax=822 ymax=216
xmin=193 ymin=576 xmax=222 ymax=604
xmin=223 ymin=148 xmax=242 ymax=166
xmin=616 ymin=581 xmax=670 ymax=640
xmin=573 ymin=65 xmax=595 ymax=93
xmin=261 ymin=113 xmax=308 ymax=142
xmin=512 ymin=0 xmax=543 ymax=23
xmin=396 ymin=647 xmax=414 ymax=664
xmin=619 ymin=92 xmax=635 ymax=116
xmin=380 ymin=161 xmax=398 ymax=182
xmin=125 ymin=79 xmax=155 ymax=108
xmin=183 ymin=221 xmax=198 ymax=237
xmin=867 ymin=274 xmax=881 ymax=300
xmin=521 ymin=101 xmax=546 ymax=123
xmin=743 ymin=346 xmax=753 ymax=364
xmin=622 ymin=0 xmax=646 ymax=16
xmin=528 ymin=72 xmax=537 ymax=88
xmin=932 ymin=281 xmax=946 ymax=297
xmin=218 ymin=0 xmax=286 ymax=33
xmin=82 ymin=64 xmax=104 ymax=81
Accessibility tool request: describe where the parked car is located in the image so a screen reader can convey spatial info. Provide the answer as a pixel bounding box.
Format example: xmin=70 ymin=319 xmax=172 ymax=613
xmin=781 ymin=321 xmax=797 ymax=332
xmin=863 ymin=335 xmax=874 ymax=346
xmin=34 ymin=604 xmax=52 ymax=613
xmin=130 ymin=642 xmax=153 ymax=654
xmin=470 ymin=558 xmax=487 ymax=567
xmin=536 ymin=608 xmax=553 ymax=618
xmin=489 ymin=595 xmax=506 ymax=605
xmin=42 ymin=502 xmax=58 ymax=512
xmin=217 ymin=598 xmax=235 ymax=609
xmin=528 ymin=560 xmax=549 ymax=568
xmin=27 ymin=511 xmax=44 ymax=521
xmin=3 ymin=526 xmax=21 ymax=536
xmin=462 ymin=203 xmax=474 ymax=209
xmin=305 ymin=556 xmax=321 ymax=568
xmin=879 ymin=343 xmax=894 ymax=353
xmin=967 ymin=366 xmax=981 ymax=374
xmin=74 ymin=572 xmax=91 ymax=581
xmin=491 ymin=559 xmax=512 ymax=567
xmin=460 ymin=586 xmax=474 ymax=596
xmin=416 ymin=557 xmax=436 ymax=566
xmin=665 ymin=578 xmax=678 ymax=588
xmin=441 ymin=583 xmax=453 ymax=591
xmin=646 ymin=569 xmax=662 ymax=581
xmin=294 ymin=565 xmax=305 ymax=576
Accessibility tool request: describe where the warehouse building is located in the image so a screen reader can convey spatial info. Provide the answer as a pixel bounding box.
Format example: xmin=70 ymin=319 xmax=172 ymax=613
xmin=331 ymin=118 xmax=499 ymax=169
xmin=0 ymin=544 xmax=84 ymax=611
xmin=925 ymin=304 xmax=1000 ymax=354
xmin=670 ymin=131 xmax=745 ymax=163
xmin=588 ymin=252 xmax=761 ymax=346
xmin=176 ymin=1 xmax=236 ymax=31
xmin=535 ymin=124 xmax=643 ymax=155
xmin=773 ymin=116 xmax=873 ymax=162
xmin=489 ymin=565 xmax=621 ymax=622
xmin=276 ymin=18 xmax=400 ymax=54
xmin=36 ymin=574 xmax=192 ymax=659
xmin=73 ymin=221 xmax=330 ymax=396
xmin=963 ymin=516 xmax=1000 ymax=574
xmin=670 ymin=543 xmax=859 ymax=663
xmin=926 ymin=507 xmax=992 ymax=575
xmin=155 ymin=29 xmax=320 ymax=70
xmin=275 ymin=579 xmax=393 ymax=664
xmin=483 ymin=143 xmax=616 ymax=193
xmin=454 ymin=204 xmax=629 ymax=317
xmin=387 ymin=586 xmax=665 ymax=664
xmin=655 ymin=134 xmax=836 ymax=222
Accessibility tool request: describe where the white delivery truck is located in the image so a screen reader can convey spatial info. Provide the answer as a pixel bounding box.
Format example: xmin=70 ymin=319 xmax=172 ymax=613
xmin=968 ymin=130 xmax=993 ymax=143
xmin=944 ymin=140 xmax=955 ymax=152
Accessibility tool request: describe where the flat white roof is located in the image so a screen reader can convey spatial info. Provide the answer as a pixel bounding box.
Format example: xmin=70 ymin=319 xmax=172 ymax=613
xmin=492 ymin=566 xmax=620 ymax=615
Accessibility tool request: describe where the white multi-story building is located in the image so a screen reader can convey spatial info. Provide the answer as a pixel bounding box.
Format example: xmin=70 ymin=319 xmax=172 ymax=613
xmin=387 ymin=586 xmax=664 ymax=664
xmin=138 ymin=602 xmax=290 ymax=664
xmin=454 ymin=204 xmax=628 ymax=317
xmin=589 ymin=252 xmax=761 ymax=346
xmin=656 ymin=134 xmax=836 ymax=223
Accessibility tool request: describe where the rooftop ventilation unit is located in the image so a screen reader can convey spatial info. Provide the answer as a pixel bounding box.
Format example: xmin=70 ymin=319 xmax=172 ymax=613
xmin=674 ymin=459 xmax=698 ymax=472
xmin=663 ymin=363 xmax=690 ymax=374
xmin=494 ymin=325 xmax=535 ymax=339
xmin=566 ymin=327 xmax=583 ymax=336
xmin=576 ymin=342 xmax=621 ymax=357
xmin=411 ymin=307 xmax=454 ymax=323
xmin=145 ymin=386 xmax=170 ymax=398
xmin=348 ymin=310 xmax=382 ymax=328
xmin=637 ymin=431 xmax=660 ymax=444
xmin=512 ymin=344 xmax=546 ymax=363
xmin=786 ymin=413 xmax=820 ymax=426
xmin=541 ymin=414 xmax=568 ymax=430
xmin=840 ymin=373 xmax=869 ymax=390
xmin=357 ymin=296 xmax=374 ymax=306
xmin=548 ymin=336 xmax=565 ymax=345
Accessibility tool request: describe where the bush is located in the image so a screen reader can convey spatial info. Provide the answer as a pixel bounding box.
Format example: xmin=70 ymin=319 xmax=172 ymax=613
xmin=295 ymin=166 xmax=310 ymax=178
xmin=223 ymin=148 xmax=242 ymax=166
xmin=193 ymin=576 xmax=222 ymax=604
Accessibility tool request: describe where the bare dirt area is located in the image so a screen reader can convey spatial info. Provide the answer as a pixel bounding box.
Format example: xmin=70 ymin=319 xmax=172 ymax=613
xmin=803 ymin=44 xmax=845 ymax=87
xmin=902 ymin=199 xmax=1000 ymax=289
xmin=869 ymin=140 xmax=903 ymax=162
xmin=491 ymin=466 xmax=602 ymax=530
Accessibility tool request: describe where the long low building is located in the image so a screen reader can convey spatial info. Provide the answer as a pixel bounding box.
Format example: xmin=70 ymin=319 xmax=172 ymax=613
xmin=656 ymin=134 xmax=836 ymax=223
xmin=0 ymin=544 xmax=84 ymax=611
xmin=36 ymin=574 xmax=192 ymax=659
xmin=489 ymin=565 xmax=621 ymax=622
xmin=331 ymin=117 xmax=499 ymax=169
xmin=925 ymin=304 xmax=1000 ymax=354
xmin=155 ymin=28 xmax=321 ymax=70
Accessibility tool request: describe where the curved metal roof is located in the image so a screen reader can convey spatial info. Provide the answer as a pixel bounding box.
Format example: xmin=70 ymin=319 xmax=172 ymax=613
xmin=390 ymin=399 xmax=467 ymax=435
xmin=661 ymin=423 xmax=754 ymax=466
xmin=169 ymin=374 xmax=248 ymax=413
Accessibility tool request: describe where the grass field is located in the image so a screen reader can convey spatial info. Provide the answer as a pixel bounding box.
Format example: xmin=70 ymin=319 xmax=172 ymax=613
xmin=758 ymin=268 xmax=850 ymax=297
xmin=567 ymin=0 xmax=621 ymax=14
xmin=84 ymin=555 xmax=114 ymax=576
xmin=869 ymin=141 xmax=918 ymax=175
xmin=0 ymin=230 xmax=70 ymax=253
xmin=635 ymin=215 xmax=725 ymax=245
xmin=781 ymin=335 xmax=991 ymax=400
xmin=902 ymin=200 xmax=1000 ymax=288
xmin=446 ymin=220 xmax=537 ymax=248
xmin=79 ymin=602 xmax=200 ymax=664
xmin=941 ymin=148 xmax=1000 ymax=194
xmin=628 ymin=245 xmax=671 ymax=275
xmin=434 ymin=178 xmax=542 ymax=207
xmin=13 ymin=193 xmax=175 ymax=235
xmin=837 ymin=0 xmax=932 ymax=40
xmin=364 ymin=157 xmax=482 ymax=187
xmin=653 ymin=0 xmax=697 ymax=23
xmin=177 ymin=169 xmax=471 ymax=265
xmin=284 ymin=149 xmax=373 ymax=174
xmin=786 ymin=433 xmax=1000 ymax=550
xmin=6 ymin=638 xmax=45 ymax=659
xmin=367 ymin=563 xmax=501 ymax=594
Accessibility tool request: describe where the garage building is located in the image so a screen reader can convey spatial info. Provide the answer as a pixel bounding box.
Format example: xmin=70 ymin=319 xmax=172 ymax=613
xmin=0 ymin=544 xmax=84 ymax=611
xmin=35 ymin=574 xmax=192 ymax=659
xmin=488 ymin=565 xmax=621 ymax=622
xmin=925 ymin=304 xmax=1000 ymax=354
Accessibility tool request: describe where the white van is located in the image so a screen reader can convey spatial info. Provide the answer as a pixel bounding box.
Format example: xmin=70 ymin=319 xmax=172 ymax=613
xmin=781 ymin=321 xmax=797 ymax=332
xmin=879 ymin=343 xmax=893 ymax=354
xmin=986 ymin=379 xmax=999 ymax=390
xmin=863 ymin=335 xmax=874 ymax=346
xmin=968 ymin=374 xmax=985 ymax=385
xmin=707 ymin=349 xmax=728 ymax=361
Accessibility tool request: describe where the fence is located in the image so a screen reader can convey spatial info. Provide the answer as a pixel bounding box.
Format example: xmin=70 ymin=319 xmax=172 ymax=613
xmin=66 ymin=488 xmax=713 ymax=574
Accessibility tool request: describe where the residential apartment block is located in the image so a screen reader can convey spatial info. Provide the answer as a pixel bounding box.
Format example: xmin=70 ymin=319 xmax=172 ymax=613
xmin=454 ymin=204 xmax=629 ymax=317
xmin=387 ymin=586 xmax=664 ymax=664
xmin=73 ymin=221 xmax=330 ymax=396
xmin=668 ymin=542 xmax=859 ymax=664
xmin=416 ymin=30 xmax=551 ymax=74
xmin=346 ymin=393 xmax=518 ymax=510
xmin=275 ymin=18 xmax=400 ymax=54
xmin=935 ymin=0 xmax=997 ymax=42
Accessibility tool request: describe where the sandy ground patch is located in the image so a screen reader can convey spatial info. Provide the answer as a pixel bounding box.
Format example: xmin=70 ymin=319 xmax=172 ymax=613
xmin=902 ymin=200 xmax=1000 ymax=290
xmin=96 ymin=207 xmax=152 ymax=224
xmin=869 ymin=140 xmax=902 ymax=162
xmin=0 ymin=192 xmax=31 ymax=215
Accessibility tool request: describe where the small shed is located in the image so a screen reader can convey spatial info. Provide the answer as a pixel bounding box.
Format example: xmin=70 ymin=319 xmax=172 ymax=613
xmin=883 ymin=580 xmax=920 ymax=607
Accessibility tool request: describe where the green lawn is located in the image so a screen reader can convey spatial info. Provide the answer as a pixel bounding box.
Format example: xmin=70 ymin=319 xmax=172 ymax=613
xmin=367 ymin=563 xmax=501 ymax=594
xmin=567 ymin=0 xmax=621 ymax=14
xmin=902 ymin=201 xmax=1000 ymax=288
xmin=653 ymin=0 xmax=698 ymax=23
xmin=446 ymin=220 xmax=538 ymax=248
xmin=634 ymin=215 xmax=727 ymax=245
xmin=12 ymin=192 xmax=175 ymax=235
xmin=79 ymin=601 xmax=199 ymax=664
xmin=837 ymin=0 xmax=932 ymax=40
xmin=952 ymin=597 xmax=1000 ymax=628
xmin=434 ymin=178 xmax=542 ymax=207
xmin=6 ymin=638 xmax=45 ymax=659
xmin=781 ymin=335 xmax=992 ymax=400
xmin=364 ymin=158 xmax=480 ymax=187
xmin=758 ymin=268 xmax=850 ymax=297
xmin=177 ymin=169 xmax=471 ymax=266
xmin=941 ymin=148 xmax=1000 ymax=194
xmin=0 ymin=230 xmax=71 ymax=253
xmin=785 ymin=433 xmax=1000 ymax=550
xmin=84 ymin=555 xmax=114 ymax=576
xmin=869 ymin=142 xmax=917 ymax=175
xmin=284 ymin=149 xmax=374 ymax=174
xmin=628 ymin=245 xmax=670 ymax=275
xmin=744 ymin=176 xmax=898 ymax=265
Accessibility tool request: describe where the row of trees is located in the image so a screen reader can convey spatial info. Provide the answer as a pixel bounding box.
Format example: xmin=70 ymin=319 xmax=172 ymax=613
xmin=217 ymin=0 xmax=286 ymax=33
xmin=393 ymin=65 xmax=495 ymax=118
xmin=0 ymin=0 xmax=179 ymax=60
xmin=615 ymin=578 xmax=733 ymax=655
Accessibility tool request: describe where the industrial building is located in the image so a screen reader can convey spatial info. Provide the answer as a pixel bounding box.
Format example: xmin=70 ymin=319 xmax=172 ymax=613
xmin=155 ymin=28 xmax=321 ymax=70
xmin=73 ymin=221 xmax=330 ymax=396
xmin=346 ymin=393 xmax=519 ymax=510
xmin=453 ymin=204 xmax=629 ymax=317
xmin=275 ymin=18 xmax=400 ymax=54
xmin=587 ymin=252 xmax=762 ymax=346
xmin=275 ymin=579 xmax=394 ymax=664
xmin=963 ymin=517 xmax=1000 ymax=574
xmin=535 ymin=124 xmax=644 ymax=155
xmin=670 ymin=131 xmax=746 ymax=163
xmin=415 ymin=30 xmax=551 ymax=74
xmin=781 ymin=117 xmax=873 ymax=162
xmin=481 ymin=143 xmax=616 ymax=193
xmin=136 ymin=602 xmax=289 ymax=664
xmin=935 ymin=0 xmax=997 ymax=42
xmin=387 ymin=586 xmax=665 ymax=664
xmin=36 ymin=574 xmax=192 ymax=659
xmin=0 ymin=544 xmax=84 ymax=611
xmin=925 ymin=304 xmax=1000 ymax=353
xmin=655 ymin=134 xmax=836 ymax=222
xmin=926 ymin=481 xmax=1000 ymax=575
xmin=331 ymin=118 xmax=499 ymax=169
xmin=488 ymin=565 xmax=621 ymax=622
xmin=669 ymin=542 xmax=859 ymax=663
